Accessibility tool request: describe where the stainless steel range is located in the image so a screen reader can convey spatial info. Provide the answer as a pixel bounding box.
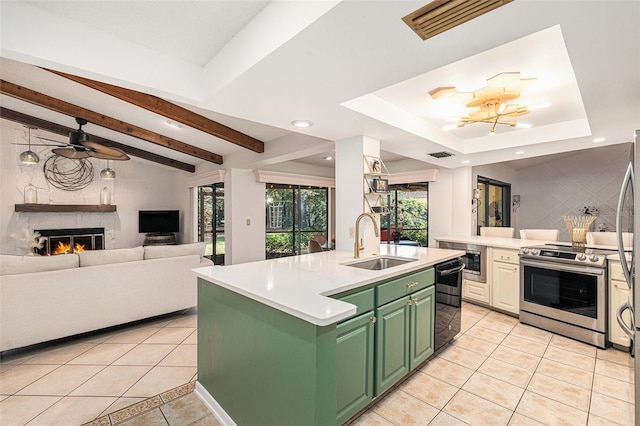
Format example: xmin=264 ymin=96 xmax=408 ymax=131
xmin=519 ymin=244 xmax=615 ymax=348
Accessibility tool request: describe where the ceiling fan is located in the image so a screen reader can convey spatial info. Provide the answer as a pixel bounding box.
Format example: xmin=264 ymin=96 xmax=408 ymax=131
xmin=18 ymin=117 xmax=130 ymax=161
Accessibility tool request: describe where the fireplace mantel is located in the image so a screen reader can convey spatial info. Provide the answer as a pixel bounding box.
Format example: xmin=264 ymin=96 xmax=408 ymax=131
xmin=15 ymin=204 xmax=117 ymax=213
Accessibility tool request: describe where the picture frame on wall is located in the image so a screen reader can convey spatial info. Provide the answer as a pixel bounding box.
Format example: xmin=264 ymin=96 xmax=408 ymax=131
xmin=372 ymin=178 xmax=388 ymax=192
xmin=371 ymin=159 xmax=381 ymax=173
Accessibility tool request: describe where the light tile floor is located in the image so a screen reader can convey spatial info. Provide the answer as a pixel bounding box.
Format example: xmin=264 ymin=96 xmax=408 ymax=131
xmin=351 ymin=302 xmax=635 ymax=426
xmin=0 ymin=303 xmax=635 ymax=425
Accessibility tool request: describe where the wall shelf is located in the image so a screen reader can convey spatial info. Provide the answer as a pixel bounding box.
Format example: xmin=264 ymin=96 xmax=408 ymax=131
xmin=363 ymin=155 xmax=390 ymax=214
xmin=15 ymin=204 xmax=117 ymax=213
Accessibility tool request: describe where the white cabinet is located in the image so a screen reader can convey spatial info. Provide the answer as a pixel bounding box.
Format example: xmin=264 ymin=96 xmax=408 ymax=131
xmin=462 ymin=278 xmax=491 ymax=305
xmin=608 ymin=260 xmax=631 ymax=348
xmin=490 ymin=248 xmax=520 ymax=315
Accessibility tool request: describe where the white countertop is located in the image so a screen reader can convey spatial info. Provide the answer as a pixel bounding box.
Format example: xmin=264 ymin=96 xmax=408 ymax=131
xmin=436 ymin=235 xmax=630 ymax=260
xmin=435 ymin=235 xmax=553 ymax=249
xmin=192 ymin=245 xmax=464 ymax=326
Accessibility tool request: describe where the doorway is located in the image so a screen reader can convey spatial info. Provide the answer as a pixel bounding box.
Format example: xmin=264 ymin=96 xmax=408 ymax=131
xmin=380 ymin=182 xmax=429 ymax=247
xmin=197 ymin=183 xmax=224 ymax=265
xmin=477 ymin=176 xmax=511 ymax=234
xmin=265 ymin=184 xmax=328 ymax=258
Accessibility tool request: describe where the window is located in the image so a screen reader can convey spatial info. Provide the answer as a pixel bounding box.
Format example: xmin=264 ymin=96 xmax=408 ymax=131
xmin=265 ymin=184 xmax=328 ymax=258
xmin=477 ymin=176 xmax=511 ymax=234
xmin=380 ymin=182 xmax=429 ymax=247
xmin=197 ymin=183 xmax=224 ymax=265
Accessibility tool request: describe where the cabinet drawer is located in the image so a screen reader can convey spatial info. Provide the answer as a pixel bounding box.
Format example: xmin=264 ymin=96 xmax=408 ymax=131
xmin=609 ymin=260 xmax=629 ymax=282
xmin=336 ymin=288 xmax=375 ymax=320
xmin=492 ymin=248 xmax=518 ymax=264
xmin=376 ymin=268 xmax=434 ymax=307
xmin=462 ymin=278 xmax=490 ymax=305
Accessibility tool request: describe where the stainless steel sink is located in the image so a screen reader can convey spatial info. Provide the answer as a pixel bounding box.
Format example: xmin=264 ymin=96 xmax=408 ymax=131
xmin=344 ymin=256 xmax=417 ymax=270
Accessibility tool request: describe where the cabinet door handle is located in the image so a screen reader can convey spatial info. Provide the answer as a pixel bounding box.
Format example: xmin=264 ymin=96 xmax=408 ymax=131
xmin=407 ymin=281 xmax=418 ymax=288
xmin=406 ymin=299 xmax=413 ymax=305
xmin=370 ymin=316 xmax=377 ymax=324
xmin=413 ymin=297 xmax=419 ymax=304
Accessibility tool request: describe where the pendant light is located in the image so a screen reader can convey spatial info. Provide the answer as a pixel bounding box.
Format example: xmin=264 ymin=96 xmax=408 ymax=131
xmin=100 ymin=160 xmax=116 ymax=180
xmin=19 ymin=126 xmax=40 ymax=165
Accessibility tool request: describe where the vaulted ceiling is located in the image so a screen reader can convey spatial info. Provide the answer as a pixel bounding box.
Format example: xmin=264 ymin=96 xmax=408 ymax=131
xmin=1 ymin=1 xmax=638 ymax=173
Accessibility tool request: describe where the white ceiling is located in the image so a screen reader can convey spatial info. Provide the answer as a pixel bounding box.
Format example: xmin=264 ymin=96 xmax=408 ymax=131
xmin=1 ymin=0 xmax=638 ymax=173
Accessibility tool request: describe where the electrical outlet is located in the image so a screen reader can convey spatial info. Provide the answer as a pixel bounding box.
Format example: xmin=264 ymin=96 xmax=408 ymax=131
xmin=349 ymin=226 xmax=354 ymax=238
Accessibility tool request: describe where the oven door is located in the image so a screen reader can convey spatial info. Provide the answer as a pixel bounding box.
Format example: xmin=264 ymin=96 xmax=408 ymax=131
xmin=520 ymin=259 xmax=606 ymax=332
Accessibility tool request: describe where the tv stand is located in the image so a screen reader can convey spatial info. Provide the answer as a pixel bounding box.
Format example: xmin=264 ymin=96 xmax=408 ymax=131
xmin=143 ymin=233 xmax=177 ymax=246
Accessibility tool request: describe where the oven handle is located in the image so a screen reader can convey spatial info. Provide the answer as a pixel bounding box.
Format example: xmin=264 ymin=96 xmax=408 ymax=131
xmin=520 ymin=259 xmax=605 ymax=276
xmin=439 ymin=264 xmax=465 ymax=276
xmin=616 ymin=161 xmax=634 ymax=289
xmin=616 ymin=301 xmax=635 ymax=338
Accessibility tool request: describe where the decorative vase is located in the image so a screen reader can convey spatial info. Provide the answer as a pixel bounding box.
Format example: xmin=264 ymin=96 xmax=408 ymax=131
xmin=562 ymin=215 xmax=596 ymax=249
xmin=24 ymin=184 xmax=37 ymax=204
xmin=100 ymin=187 xmax=112 ymax=205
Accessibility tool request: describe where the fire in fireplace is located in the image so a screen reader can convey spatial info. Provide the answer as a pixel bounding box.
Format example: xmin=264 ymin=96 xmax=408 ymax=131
xmin=34 ymin=228 xmax=105 ymax=256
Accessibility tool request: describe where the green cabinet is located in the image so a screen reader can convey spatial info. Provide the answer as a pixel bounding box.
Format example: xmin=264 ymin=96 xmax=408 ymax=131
xmin=333 ymin=267 xmax=435 ymax=424
xmin=336 ymin=311 xmax=375 ymax=425
xmin=375 ymin=295 xmax=410 ymax=394
xmin=409 ymin=287 xmax=435 ymax=369
xmin=375 ymin=286 xmax=435 ymax=395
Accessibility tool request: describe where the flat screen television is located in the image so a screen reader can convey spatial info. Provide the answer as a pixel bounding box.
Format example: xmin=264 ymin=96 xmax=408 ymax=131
xmin=138 ymin=210 xmax=180 ymax=234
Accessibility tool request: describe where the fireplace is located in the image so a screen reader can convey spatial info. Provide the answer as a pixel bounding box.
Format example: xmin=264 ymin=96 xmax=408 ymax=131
xmin=34 ymin=228 xmax=105 ymax=255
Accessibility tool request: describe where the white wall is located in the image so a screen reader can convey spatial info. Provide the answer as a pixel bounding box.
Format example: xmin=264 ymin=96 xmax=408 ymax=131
xmin=0 ymin=123 xmax=190 ymax=254
xmin=427 ymin=167 xmax=475 ymax=246
xmin=225 ymin=168 xmax=266 ymax=264
xmin=335 ymin=136 xmax=380 ymax=253
xmin=427 ymin=168 xmax=453 ymax=246
xmin=516 ymin=143 xmax=630 ymax=241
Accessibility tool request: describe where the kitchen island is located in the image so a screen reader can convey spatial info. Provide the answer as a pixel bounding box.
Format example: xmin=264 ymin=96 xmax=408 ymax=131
xmin=192 ymin=245 xmax=464 ymax=426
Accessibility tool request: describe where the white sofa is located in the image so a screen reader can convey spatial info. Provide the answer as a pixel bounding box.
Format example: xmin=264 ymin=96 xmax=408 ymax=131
xmin=0 ymin=243 xmax=213 ymax=352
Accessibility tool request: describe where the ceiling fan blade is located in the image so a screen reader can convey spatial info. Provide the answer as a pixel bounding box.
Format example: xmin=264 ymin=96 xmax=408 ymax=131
xmin=52 ymin=148 xmax=91 ymax=159
xmin=81 ymin=141 xmax=130 ymax=161
xmin=11 ymin=142 xmax=65 ymax=147
xmin=37 ymin=136 xmax=67 ymax=144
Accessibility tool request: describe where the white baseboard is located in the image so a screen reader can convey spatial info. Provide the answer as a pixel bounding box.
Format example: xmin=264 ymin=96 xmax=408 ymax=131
xmin=194 ymin=381 xmax=238 ymax=426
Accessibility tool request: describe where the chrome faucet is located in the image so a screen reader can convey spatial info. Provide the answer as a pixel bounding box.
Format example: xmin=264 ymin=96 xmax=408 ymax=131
xmin=354 ymin=213 xmax=380 ymax=258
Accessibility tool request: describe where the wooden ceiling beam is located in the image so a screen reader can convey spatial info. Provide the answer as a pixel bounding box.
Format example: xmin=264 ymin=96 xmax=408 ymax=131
xmin=46 ymin=69 xmax=265 ymax=154
xmin=0 ymin=108 xmax=196 ymax=172
xmin=0 ymin=80 xmax=223 ymax=164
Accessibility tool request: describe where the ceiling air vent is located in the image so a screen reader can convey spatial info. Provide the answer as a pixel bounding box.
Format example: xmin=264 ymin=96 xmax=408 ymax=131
xmin=402 ymin=0 xmax=513 ymax=41
xmin=428 ymin=151 xmax=454 ymax=159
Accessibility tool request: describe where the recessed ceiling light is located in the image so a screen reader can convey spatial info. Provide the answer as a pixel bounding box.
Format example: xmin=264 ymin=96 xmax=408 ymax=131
xmin=593 ymin=137 xmax=606 ymax=143
xmin=324 ymin=156 xmax=334 ymax=161
xmin=515 ymin=150 xmax=525 ymax=155
xmin=291 ymin=120 xmax=313 ymax=128
xmin=166 ymin=120 xmax=182 ymax=129
xmin=462 ymin=160 xmax=470 ymax=164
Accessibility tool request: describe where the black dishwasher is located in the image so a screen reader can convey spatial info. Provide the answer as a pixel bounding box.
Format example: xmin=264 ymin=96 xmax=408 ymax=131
xmin=434 ymin=257 xmax=464 ymax=351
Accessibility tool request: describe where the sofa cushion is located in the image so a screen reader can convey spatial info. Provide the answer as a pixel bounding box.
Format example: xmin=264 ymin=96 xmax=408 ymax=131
xmin=78 ymin=246 xmax=144 ymax=267
xmin=144 ymin=242 xmax=206 ymax=260
xmin=0 ymin=254 xmax=79 ymax=275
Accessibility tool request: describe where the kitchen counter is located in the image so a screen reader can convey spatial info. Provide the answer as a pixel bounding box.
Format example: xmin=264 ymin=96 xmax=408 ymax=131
xmin=435 ymin=235 xmax=552 ymax=249
xmin=193 ymin=244 xmax=464 ymax=326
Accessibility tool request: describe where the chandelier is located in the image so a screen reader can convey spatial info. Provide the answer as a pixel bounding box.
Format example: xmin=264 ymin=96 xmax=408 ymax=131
xmin=430 ymin=72 xmax=550 ymax=136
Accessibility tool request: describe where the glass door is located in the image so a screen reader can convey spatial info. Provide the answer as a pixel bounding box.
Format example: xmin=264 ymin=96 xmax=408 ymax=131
xmin=197 ymin=183 xmax=224 ymax=265
xmin=265 ymin=184 xmax=328 ymax=258
xmin=477 ymin=177 xmax=511 ymax=234
xmin=380 ymin=183 xmax=429 ymax=246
